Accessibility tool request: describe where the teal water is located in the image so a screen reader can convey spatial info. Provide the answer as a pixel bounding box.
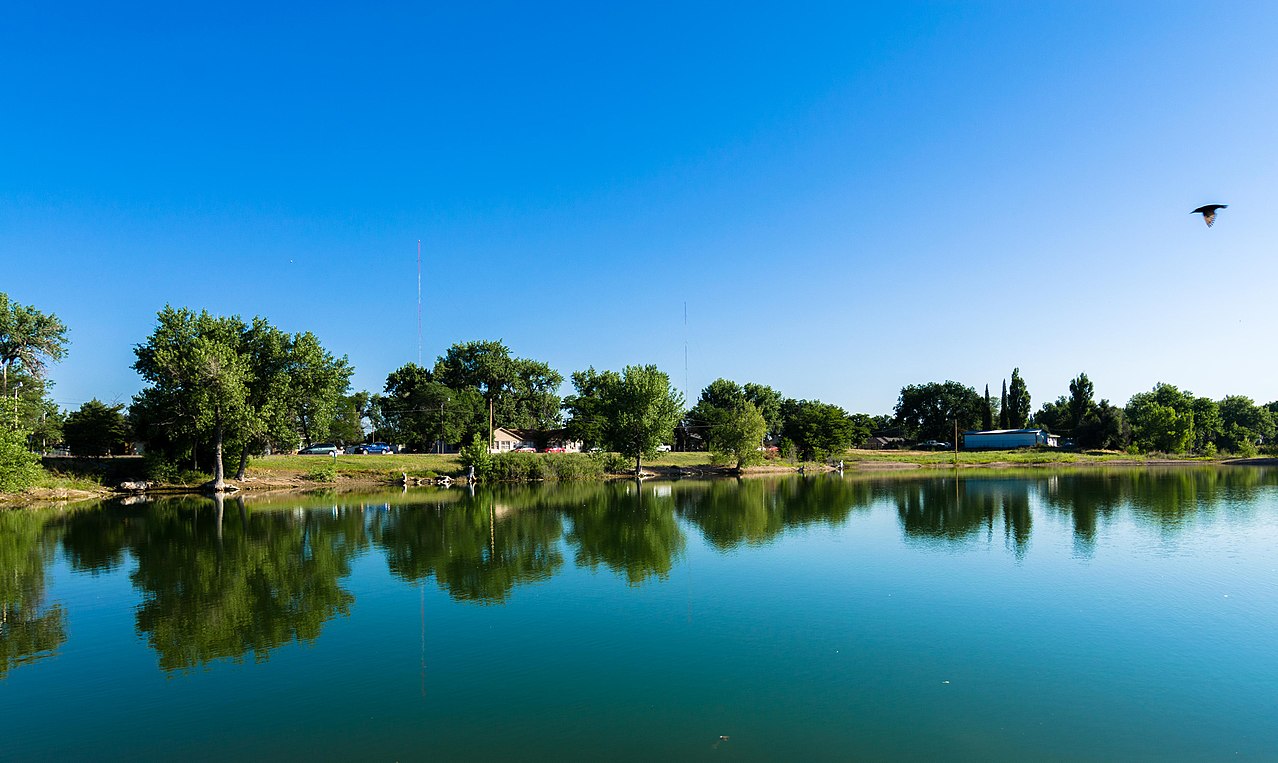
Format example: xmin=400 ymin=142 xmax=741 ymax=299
xmin=3 ymin=468 xmax=1278 ymax=761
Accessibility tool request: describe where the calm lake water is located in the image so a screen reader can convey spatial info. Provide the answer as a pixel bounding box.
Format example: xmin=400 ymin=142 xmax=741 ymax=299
xmin=3 ymin=467 xmax=1278 ymax=761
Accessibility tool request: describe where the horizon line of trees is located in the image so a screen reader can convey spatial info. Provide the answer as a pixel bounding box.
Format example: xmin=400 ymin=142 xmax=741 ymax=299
xmin=3 ymin=293 xmax=1277 ymax=491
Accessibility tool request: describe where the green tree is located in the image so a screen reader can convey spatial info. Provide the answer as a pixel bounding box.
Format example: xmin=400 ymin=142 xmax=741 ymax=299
xmin=743 ymin=382 xmax=785 ymax=441
xmin=999 ymin=379 xmax=1009 ymax=429
xmin=1217 ymin=395 xmax=1274 ymax=453
xmin=63 ymin=399 xmax=130 ymax=457
xmin=781 ymin=399 xmax=864 ymax=460
xmin=132 ymin=308 xmax=250 ymax=491
xmin=0 ymin=292 xmax=68 ymax=398
xmin=1033 ymin=396 xmax=1069 ymax=434
xmin=433 ymin=340 xmax=563 ymax=435
xmin=1126 ymin=383 xmax=1195 ymax=453
xmin=709 ymin=401 xmax=768 ymax=469
xmin=894 ymin=381 xmax=984 ymax=442
xmin=982 ymin=384 xmax=994 ymax=431
xmin=598 ymin=365 xmax=684 ymax=474
xmin=1068 ymin=373 xmax=1094 ymax=433
xmin=1007 ymin=368 xmax=1031 ymax=429
xmin=563 ymin=367 xmax=621 ymax=449
xmin=287 ymin=331 xmax=353 ymax=447
xmin=0 ymin=426 xmax=42 ymax=492
xmin=380 ymin=363 xmax=485 ymax=451
xmin=1190 ymin=396 xmax=1222 ymax=453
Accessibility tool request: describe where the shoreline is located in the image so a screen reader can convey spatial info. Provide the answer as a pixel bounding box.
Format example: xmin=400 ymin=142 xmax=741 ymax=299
xmin=5 ymin=453 xmax=1275 ymax=511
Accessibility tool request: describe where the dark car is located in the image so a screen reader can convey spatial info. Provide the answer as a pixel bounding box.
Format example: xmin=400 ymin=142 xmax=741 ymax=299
xmin=299 ymin=443 xmax=343 ymax=455
xmin=353 ymin=442 xmax=394 ymax=455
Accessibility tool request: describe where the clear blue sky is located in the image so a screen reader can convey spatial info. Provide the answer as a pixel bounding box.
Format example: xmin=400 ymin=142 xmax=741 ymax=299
xmin=4 ymin=2 xmax=1276 ymax=415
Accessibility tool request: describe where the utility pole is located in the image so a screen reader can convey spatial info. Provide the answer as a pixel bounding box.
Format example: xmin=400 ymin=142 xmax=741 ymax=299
xmin=488 ymin=398 xmax=494 ymax=451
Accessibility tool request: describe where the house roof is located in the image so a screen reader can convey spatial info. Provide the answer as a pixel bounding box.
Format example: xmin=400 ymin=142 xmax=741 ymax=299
xmin=963 ymin=428 xmax=1044 ymax=435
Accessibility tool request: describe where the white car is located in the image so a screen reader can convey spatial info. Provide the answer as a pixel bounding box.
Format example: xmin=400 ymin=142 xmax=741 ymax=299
xmin=656 ymin=444 xmax=672 ymax=452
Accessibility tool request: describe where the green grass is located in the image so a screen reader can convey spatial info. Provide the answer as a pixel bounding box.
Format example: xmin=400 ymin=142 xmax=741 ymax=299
xmin=251 ymin=453 xmax=465 ymax=478
xmin=842 ymin=448 xmax=1218 ymax=467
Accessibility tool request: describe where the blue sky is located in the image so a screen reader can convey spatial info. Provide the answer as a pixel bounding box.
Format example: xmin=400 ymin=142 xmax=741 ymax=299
xmin=3 ymin=2 xmax=1276 ymax=415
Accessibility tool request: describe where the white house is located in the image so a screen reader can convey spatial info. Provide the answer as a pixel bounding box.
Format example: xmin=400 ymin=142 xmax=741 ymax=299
xmin=962 ymin=428 xmax=1058 ymax=450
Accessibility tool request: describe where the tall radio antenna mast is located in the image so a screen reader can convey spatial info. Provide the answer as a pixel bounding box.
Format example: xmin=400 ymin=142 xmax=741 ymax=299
xmin=683 ymin=301 xmax=689 ymax=403
xmin=417 ymin=240 xmax=423 ymax=365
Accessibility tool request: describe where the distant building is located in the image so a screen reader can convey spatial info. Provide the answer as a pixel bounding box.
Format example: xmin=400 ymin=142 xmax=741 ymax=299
xmin=962 ymin=428 xmax=1058 ymax=450
xmin=862 ymin=436 xmax=906 ymax=450
xmin=490 ymin=427 xmax=583 ymax=454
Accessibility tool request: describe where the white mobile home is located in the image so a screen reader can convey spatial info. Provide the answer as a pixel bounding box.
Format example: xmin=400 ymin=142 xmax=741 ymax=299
xmin=962 ymin=428 xmax=1057 ymax=450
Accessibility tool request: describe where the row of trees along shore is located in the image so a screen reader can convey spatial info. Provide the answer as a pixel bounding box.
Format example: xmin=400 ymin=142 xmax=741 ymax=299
xmin=2 ymin=295 xmax=1277 ymax=492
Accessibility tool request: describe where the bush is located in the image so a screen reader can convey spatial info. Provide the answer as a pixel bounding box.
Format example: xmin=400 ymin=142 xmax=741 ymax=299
xmin=595 ymin=451 xmax=632 ymax=474
xmin=306 ymin=462 xmax=337 ymax=483
xmin=485 ymin=452 xmax=606 ymax=482
xmin=459 ymin=435 xmax=493 ymax=481
xmin=143 ymin=453 xmax=180 ymax=483
xmin=0 ymin=427 xmax=42 ymax=492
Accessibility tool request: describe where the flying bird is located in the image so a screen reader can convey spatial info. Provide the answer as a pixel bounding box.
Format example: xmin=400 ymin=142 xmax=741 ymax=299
xmin=1192 ymin=204 xmax=1227 ymax=227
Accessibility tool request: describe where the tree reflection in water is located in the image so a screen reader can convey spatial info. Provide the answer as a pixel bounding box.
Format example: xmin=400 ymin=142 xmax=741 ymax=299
xmin=375 ymin=486 xmax=565 ymax=604
xmin=7 ymin=467 xmax=1273 ymax=674
xmin=55 ymin=493 xmax=365 ymax=673
xmin=566 ymin=481 xmax=684 ymax=585
xmin=0 ymin=509 xmax=66 ymax=678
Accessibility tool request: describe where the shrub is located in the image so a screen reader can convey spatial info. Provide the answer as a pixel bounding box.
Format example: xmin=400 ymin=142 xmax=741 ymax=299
xmin=143 ymin=452 xmax=180 ymax=483
xmin=306 ymin=462 xmax=337 ymax=483
xmin=459 ymin=435 xmax=493 ymax=481
xmin=0 ymin=427 xmax=42 ymax=492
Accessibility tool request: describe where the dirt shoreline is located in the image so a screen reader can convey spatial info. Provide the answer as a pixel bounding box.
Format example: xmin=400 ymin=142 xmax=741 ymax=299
xmin=5 ymin=456 xmax=1273 ymax=510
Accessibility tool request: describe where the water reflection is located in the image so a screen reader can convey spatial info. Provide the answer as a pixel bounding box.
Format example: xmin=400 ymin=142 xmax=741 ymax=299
xmin=566 ymin=481 xmax=684 ymax=585
xmin=2 ymin=467 xmax=1275 ymax=676
xmin=0 ymin=509 xmax=66 ymax=677
xmin=374 ymin=487 xmax=565 ymax=604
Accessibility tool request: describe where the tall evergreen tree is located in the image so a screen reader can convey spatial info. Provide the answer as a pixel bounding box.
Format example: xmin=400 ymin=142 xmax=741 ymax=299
xmin=982 ymin=384 xmax=993 ymax=431
xmin=999 ymin=380 xmax=1009 ymax=428
xmin=1007 ymin=368 xmax=1031 ymax=429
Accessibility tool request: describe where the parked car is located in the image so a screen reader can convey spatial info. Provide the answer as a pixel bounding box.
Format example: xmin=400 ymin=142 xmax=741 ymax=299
xmin=916 ymin=440 xmax=949 ymax=450
xmin=543 ymin=446 xmax=565 ymax=453
xmin=353 ymin=442 xmax=393 ymax=455
xmin=656 ymin=444 xmax=672 ymax=452
xmin=514 ymin=446 xmax=537 ymax=452
xmin=299 ymin=443 xmax=343 ymax=455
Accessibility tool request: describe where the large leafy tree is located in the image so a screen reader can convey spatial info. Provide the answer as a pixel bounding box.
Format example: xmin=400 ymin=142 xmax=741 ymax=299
xmin=1217 ymin=395 xmax=1274 ymax=453
xmin=63 ymin=399 xmax=130 ymax=457
xmin=133 ymin=308 xmax=250 ymax=491
xmin=132 ymin=307 xmax=350 ymax=489
xmin=781 ymin=399 xmax=864 ymax=460
xmin=596 ymin=364 xmax=684 ymax=473
xmin=688 ymin=379 xmax=770 ymax=468
xmin=1007 ymin=368 xmax=1031 ymax=429
xmin=894 ymin=381 xmax=984 ymax=442
xmin=743 ymin=383 xmax=785 ymax=442
xmin=288 ymin=331 xmax=353 ymax=447
xmin=1125 ymin=383 xmax=1195 ymax=453
xmin=433 ymin=340 xmax=563 ymax=435
xmin=379 ymin=363 xmax=484 ymax=451
xmin=1068 ymin=373 xmax=1094 ymax=433
xmin=0 ymin=426 xmax=42 ymax=491
xmin=0 ymin=292 xmax=68 ymax=398
xmin=563 ymin=367 xmax=621 ymax=449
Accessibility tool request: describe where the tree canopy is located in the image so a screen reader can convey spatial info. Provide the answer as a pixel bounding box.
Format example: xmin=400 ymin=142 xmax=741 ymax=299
xmin=131 ymin=307 xmax=350 ymax=489
xmin=0 ymin=292 xmax=68 ymax=397
xmin=594 ymin=365 xmax=684 ymax=473
xmin=894 ymin=381 xmax=983 ymax=442
xmin=63 ymin=400 xmax=130 ymax=457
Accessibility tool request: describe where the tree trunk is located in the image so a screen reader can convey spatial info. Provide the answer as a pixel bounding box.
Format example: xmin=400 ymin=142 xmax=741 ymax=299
xmin=212 ymin=422 xmax=226 ymax=492
xmin=635 ymin=453 xmax=641 ymax=476
xmin=235 ymin=446 xmax=250 ymax=481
